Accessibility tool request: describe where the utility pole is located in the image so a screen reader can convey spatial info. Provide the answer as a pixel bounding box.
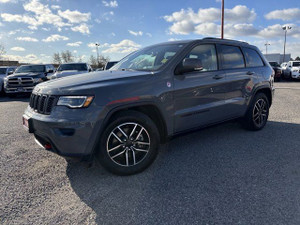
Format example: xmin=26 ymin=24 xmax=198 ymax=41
xmin=221 ymin=0 xmax=224 ymax=39
xmin=264 ymin=42 xmax=270 ymax=55
xmin=282 ymin=26 xmax=292 ymax=62
xmin=95 ymin=43 xmax=100 ymax=67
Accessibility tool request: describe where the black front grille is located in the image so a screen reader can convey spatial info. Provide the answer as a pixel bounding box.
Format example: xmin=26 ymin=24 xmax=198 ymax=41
xmin=30 ymin=94 xmax=57 ymax=114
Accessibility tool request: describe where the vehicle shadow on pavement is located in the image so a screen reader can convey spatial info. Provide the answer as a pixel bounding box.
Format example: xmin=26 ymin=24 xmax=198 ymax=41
xmin=66 ymin=120 xmax=300 ymax=224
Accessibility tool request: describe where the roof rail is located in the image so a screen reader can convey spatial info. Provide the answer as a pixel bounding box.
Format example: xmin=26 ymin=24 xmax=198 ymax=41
xmin=202 ymin=37 xmax=249 ymax=44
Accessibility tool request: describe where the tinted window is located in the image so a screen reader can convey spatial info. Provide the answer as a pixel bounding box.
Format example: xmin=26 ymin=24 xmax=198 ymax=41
xmin=15 ymin=65 xmax=46 ymax=73
xmin=0 ymin=68 xmax=7 ymax=74
xmin=243 ymin=48 xmax=264 ymax=67
xmin=221 ymin=45 xmax=245 ymax=69
xmin=57 ymin=63 xmax=87 ymax=71
xmin=292 ymin=62 xmax=300 ymax=67
xmin=184 ymin=44 xmax=218 ymax=71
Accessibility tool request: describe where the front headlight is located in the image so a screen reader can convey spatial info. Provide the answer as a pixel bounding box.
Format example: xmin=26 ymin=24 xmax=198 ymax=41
xmin=57 ymin=96 xmax=94 ymax=108
xmin=33 ymin=78 xmax=43 ymax=83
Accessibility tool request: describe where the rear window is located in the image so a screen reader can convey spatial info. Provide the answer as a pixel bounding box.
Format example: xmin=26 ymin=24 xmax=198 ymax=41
xmin=243 ymin=48 xmax=264 ymax=67
xmin=220 ymin=45 xmax=245 ymax=69
xmin=57 ymin=64 xmax=87 ymax=71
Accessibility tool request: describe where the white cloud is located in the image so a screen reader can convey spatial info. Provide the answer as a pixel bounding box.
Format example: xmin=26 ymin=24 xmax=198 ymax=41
xmin=257 ymin=24 xmax=300 ymax=39
xmin=102 ymin=39 xmax=141 ymax=54
xmin=67 ymin=41 xmax=82 ymax=47
xmin=164 ymin=5 xmax=256 ymax=35
xmin=265 ymin=8 xmax=300 ymax=21
xmin=2 ymin=54 xmax=41 ymax=63
xmin=95 ymin=18 xmax=101 ymax=24
xmin=128 ymin=30 xmax=143 ymax=36
xmin=58 ymin=9 xmax=91 ymax=23
xmin=168 ymin=38 xmax=181 ymax=41
xmin=51 ymin=5 xmax=60 ymax=10
xmin=102 ymin=0 xmax=118 ymax=8
xmin=11 ymin=47 xmax=25 ymax=51
xmin=42 ymin=34 xmax=69 ymax=42
xmin=15 ymin=36 xmax=38 ymax=42
xmin=87 ymin=42 xmax=109 ymax=48
xmin=71 ymin=23 xmax=90 ymax=34
xmin=0 ymin=0 xmax=15 ymax=3
xmin=1 ymin=0 xmax=92 ymax=32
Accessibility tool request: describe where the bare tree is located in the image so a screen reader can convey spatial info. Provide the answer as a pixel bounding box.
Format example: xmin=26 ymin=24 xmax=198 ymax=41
xmin=98 ymin=55 xmax=110 ymax=68
xmin=53 ymin=52 xmax=62 ymax=64
xmin=0 ymin=44 xmax=6 ymax=60
xmin=61 ymin=50 xmax=74 ymax=63
xmin=89 ymin=55 xmax=97 ymax=67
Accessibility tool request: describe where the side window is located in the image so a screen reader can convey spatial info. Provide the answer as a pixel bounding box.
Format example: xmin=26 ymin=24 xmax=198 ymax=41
xmin=184 ymin=44 xmax=218 ymax=71
xmin=243 ymin=48 xmax=264 ymax=67
xmin=221 ymin=45 xmax=245 ymax=69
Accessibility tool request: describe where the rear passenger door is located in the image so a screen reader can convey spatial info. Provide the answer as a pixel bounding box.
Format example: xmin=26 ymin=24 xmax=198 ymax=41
xmin=173 ymin=44 xmax=228 ymax=133
xmin=218 ymin=44 xmax=258 ymax=117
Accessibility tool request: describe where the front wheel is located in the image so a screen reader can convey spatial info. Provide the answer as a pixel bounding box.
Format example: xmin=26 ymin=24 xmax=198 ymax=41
xmin=96 ymin=110 xmax=159 ymax=175
xmin=242 ymin=93 xmax=269 ymax=131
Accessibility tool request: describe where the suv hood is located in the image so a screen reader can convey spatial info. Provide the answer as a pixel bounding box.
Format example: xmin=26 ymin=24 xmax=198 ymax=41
xmin=35 ymin=70 xmax=153 ymax=94
xmin=7 ymin=72 xmax=45 ymax=78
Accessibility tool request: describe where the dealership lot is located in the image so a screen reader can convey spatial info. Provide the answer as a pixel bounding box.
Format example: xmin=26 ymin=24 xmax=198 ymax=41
xmin=1 ymin=81 xmax=300 ymax=224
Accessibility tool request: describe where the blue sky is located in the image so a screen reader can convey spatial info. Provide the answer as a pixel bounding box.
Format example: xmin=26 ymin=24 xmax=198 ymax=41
xmin=0 ymin=0 xmax=299 ymax=63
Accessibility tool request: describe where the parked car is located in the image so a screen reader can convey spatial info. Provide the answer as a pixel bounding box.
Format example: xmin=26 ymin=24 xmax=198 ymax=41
xmin=51 ymin=63 xmax=92 ymax=79
xmin=4 ymin=64 xmax=55 ymax=96
xmin=269 ymin=62 xmax=282 ymax=81
xmin=104 ymin=61 xmax=119 ymax=70
xmin=285 ymin=61 xmax=300 ymax=80
xmin=23 ymin=38 xmax=274 ymax=175
xmin=0 ymin=66 xmax=17 ymax=95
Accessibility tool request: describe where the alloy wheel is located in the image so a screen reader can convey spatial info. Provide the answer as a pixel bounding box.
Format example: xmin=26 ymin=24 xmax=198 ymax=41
xmin=252 ymin=99 xmax=268 ymax=127
xmin=106 ymin=122 xmax=151 ymax=167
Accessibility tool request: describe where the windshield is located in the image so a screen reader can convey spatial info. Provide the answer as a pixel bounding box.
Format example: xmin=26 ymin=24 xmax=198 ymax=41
xmin=110 ymin=43 xmax=185 ymax=72
xmin=0 ymin=68 xmax=7 ymax=74
xmin=57 ymin=64 xmax=87 ymax=71
xmin=292 ymin=62 xmax=300 ymax=67
xmin=15 ymin=65 xmax=46 ymax=73
xmin=269 ymin=62 xmax=280 ymax=67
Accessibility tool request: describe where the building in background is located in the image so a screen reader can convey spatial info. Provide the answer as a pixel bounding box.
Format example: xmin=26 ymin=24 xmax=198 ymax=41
xmin=263 ymin=53 xmax=291 ymax=64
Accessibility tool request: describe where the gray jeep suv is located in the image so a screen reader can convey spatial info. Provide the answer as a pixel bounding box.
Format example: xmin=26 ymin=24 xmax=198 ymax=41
xmin=23 ymin=38 xmax=274 ymax=175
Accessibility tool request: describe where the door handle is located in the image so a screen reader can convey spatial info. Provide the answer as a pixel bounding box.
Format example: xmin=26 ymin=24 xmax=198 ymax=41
xmin=213 ymin=74 xmax=225 ymax=80
xmin=247 ymin=71 xmax=255 ymax=75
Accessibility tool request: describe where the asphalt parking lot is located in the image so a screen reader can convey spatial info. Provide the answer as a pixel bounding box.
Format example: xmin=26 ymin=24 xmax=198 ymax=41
xmin=1 ymin=81 xmax=300 ymax=224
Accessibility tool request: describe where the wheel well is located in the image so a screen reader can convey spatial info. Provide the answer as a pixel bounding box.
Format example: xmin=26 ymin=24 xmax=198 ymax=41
xmin=256 ymin=88 xmax=272 ymax=106
xmin=106 ymin=105 xmax=168 ymax=143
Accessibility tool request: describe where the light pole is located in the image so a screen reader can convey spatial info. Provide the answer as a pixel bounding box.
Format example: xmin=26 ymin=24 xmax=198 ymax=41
xmin=95 ymin=43 xmax=100 ymax=66
xmin=264 ymin=42 xmax=270 ymax=55
xmin=221 ymin=0 xmax=224 ymax=39
xmin=282 ymin=26 xmax=292 ymax=62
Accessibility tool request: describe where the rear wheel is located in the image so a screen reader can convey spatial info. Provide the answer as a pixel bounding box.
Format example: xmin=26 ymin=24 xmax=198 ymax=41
xmin=96 ymin=110 xmax=159 ymax=175
xmin=242 ymin=93 xmax=269 ymax=131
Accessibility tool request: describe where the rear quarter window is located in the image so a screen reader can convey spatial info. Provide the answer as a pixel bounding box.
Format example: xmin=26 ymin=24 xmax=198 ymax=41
xmin=243 ymin=48 xmax=264 ymax=67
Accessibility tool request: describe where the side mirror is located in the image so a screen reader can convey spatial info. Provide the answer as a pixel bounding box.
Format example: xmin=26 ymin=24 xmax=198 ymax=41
xmin=176 ymin=58 xmax=203 ymax=75
xmin=48 ymin=69 xmax=54 ymax=73
xmin=7 ymin=71 xmax=14 ymax=75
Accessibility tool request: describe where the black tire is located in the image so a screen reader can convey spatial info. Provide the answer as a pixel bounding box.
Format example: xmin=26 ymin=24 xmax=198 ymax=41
xmin=242 ymin=93 xmax=269 ymax=131
xmin=96 ymin=110 xmax=160 ymax=175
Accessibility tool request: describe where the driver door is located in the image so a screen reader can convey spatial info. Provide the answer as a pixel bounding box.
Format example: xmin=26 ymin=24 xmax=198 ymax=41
xmin=173 ymin=44 xmax=228 ymax=133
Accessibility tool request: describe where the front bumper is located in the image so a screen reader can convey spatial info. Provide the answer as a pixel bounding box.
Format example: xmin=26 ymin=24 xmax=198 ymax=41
xmin=291 ymin=72 xmax=300 ymax=79
xmin=23 ymin=105 xmax=104 ymax=158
